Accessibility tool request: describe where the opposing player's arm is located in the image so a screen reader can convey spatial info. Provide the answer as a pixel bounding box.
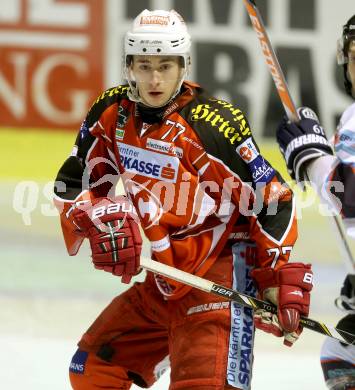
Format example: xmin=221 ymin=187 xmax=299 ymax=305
xmin=276 ymin=106 xmax=334 ymax=186
xmin=278 ymin=105 xmax=355 ymax=236
xmin=324 ymin=118 xmax=355 ymax=235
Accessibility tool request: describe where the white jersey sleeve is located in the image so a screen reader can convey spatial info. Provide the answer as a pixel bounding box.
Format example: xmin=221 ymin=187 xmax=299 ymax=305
xmin=334 ymin=101 xmax=355 ymax=164
xmin=307 ymin=102 xmax=355 ymax=237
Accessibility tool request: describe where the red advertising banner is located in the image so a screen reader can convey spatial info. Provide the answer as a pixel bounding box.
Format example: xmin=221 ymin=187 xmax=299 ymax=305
xmin=0 ymin=0 xmax=104 ymax=130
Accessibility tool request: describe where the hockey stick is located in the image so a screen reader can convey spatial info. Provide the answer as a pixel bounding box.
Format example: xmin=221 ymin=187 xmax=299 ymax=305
xmin=140 ymin=257 xmax=355 ymax=345
xmin=242 ymin=0 xmax=355 ymax=270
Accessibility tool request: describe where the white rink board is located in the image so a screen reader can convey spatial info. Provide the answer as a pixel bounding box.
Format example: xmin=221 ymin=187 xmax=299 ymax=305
xmin=0 ymin=331 xmax=326 ymax=390
xmin=0 ymin=256 xmax=342 ymax=390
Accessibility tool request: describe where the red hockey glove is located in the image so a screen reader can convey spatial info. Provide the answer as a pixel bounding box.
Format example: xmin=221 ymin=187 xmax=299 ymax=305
xmin=251 ymin=262 xmax=313 ymax=347
xmin=72 ymin=196 xmax=142 ymax=284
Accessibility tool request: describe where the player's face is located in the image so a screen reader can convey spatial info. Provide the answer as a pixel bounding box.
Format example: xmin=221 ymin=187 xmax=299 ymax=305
xmin=131 ymin=56 xmax=182 ymax=107
xmin=348 ymin=41 xmax=355 ymax=96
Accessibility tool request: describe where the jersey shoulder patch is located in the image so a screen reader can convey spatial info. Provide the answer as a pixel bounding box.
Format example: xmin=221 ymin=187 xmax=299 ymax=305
xmin=182 ymin=92 xmax=275 ymax=186
xmin=185 ymin=93 xmax=252 ymax=147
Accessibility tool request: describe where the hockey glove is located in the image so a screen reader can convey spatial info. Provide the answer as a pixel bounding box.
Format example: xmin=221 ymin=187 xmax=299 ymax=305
xmin=251 ymin=262 xmax=313 ymax=347
xmin=335 ymin=274 xmax=355 ymax=312
xmin=72 ymin=196 xmax=142 ymax=284
xmin=276 ymin=107 xmax=333 ymax=185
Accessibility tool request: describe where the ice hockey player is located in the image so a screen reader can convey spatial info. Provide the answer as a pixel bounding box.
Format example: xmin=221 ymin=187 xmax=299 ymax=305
xmin=54 ymin=9 xmax=313 ymax=390
xmin=276 ymin=15 xmax=355 ymax=390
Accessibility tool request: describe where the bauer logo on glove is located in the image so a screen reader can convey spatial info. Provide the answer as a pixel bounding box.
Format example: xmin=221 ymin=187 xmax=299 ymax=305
xmin=90 ymin=201 xmax=136 ymax=220
xmin=72 ymin=196 xmax=142 ymax=284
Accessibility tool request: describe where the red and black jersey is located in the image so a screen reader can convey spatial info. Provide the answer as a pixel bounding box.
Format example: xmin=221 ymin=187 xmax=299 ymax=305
xmin=54 ymin=81 xmax=297 ymax=299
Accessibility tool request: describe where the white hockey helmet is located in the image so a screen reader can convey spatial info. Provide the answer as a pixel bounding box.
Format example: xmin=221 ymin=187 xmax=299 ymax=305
xmin=124 ymin=9 xmax=191 ymax=104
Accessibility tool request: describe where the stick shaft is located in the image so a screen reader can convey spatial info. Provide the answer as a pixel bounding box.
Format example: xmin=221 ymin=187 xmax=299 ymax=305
xmin=140 ymin=257 xmax=354 ymax=345
xmin=242 ymin=0 xmax=298 ymax=122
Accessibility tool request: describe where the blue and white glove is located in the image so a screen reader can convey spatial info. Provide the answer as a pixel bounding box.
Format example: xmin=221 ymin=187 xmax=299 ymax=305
xmin=335 ymin=274 xmax=355 ymax=313
xmin=276 ymin=107 xmax=333 ymax=184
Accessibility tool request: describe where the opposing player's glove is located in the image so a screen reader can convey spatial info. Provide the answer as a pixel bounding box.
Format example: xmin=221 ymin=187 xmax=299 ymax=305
xmin=276 ymin=107 xmax=333 ymax=185
xmin=72 ymin=196 xmax=142 ymax=284
xmin=251 ymin=262 xmax=313 ymax=347
xmin=335 ymin=274 xmax=355 ymax=312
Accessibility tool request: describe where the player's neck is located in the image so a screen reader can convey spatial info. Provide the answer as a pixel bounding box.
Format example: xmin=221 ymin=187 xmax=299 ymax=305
xmin=137 ymin=102 xmax=170 ymax=124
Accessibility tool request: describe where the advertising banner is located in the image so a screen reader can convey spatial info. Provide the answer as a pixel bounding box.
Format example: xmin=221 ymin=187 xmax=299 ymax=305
xmin=0 ymin=0 xmax=104 ymax=130
xmin=0 ymin=0 xmax=354 ymax=136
